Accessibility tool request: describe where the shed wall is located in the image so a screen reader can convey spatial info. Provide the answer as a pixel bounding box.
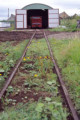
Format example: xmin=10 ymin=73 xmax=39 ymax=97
xmin=15 ymin=8 xmax=59 ymax=29
xmin=16 ymin=9 xmax=27 ymax=29
xmin=48 ymin=9 xmax=59 ymax=28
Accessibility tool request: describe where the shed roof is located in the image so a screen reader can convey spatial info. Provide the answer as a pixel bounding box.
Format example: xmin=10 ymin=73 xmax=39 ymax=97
xmin=22 ymin=3 xmax=53 ymax=10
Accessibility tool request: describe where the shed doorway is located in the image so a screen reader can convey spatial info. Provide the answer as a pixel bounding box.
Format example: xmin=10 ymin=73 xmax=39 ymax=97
xmin=27 ymin=9 xmax=48 ymax=28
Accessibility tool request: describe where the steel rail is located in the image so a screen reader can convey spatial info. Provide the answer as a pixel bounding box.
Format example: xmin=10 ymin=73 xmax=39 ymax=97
xmin=0 ymin=31 xmax=36 ymax=100
xmin=44 ymin=31 xmax=79 ymax=120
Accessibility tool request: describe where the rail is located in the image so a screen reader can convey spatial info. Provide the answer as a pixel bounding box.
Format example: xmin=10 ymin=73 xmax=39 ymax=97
xmin=0 ymin=31 xmax=36 ymax=100
xmin=44 ymin=31 xmax=79 ymax=120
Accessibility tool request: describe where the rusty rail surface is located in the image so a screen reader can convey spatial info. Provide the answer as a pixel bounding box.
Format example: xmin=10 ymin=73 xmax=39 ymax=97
xmin=0 ymin=31 xmax=36 ymax=100
xmin=44 ymin=31 xmax=79 ymax=120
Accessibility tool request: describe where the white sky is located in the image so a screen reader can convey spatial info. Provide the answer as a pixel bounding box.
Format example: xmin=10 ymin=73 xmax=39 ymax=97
xmin=0 ymin=0 xmax=80 ymax=20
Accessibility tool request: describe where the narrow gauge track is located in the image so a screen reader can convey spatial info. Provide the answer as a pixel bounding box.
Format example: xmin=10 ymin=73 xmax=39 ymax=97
xmin=0 ymin=30 xmax=79 ymax=120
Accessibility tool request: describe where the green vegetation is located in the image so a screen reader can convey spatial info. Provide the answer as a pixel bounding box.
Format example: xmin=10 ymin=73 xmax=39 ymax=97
xmin=0 ymin=40 xmax=29 ymax=90
xmin=61 ymin=19 xmax=77 ymax=27
xmin=49 ymin=17 xmax=80 ymax=32
xmin=61 ymin=18 xmax=78 ymax=32
xmin=0 ymin=39 xmax=68 ymax=120
xmin=49 ymin=37 xmax=80 ymax=115
xmin=0 ymin=102 xmax=67 ymax=120
xmin=49 ymin=27 xmax=69 ymax=32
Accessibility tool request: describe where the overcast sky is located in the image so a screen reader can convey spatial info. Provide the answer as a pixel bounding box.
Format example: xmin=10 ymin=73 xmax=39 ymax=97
xmin=0 ymin=0 xmax=80 ymax=20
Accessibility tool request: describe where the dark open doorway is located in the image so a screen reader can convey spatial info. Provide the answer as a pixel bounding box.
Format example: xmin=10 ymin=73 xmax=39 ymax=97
xmin=27 ymin=9 xmax=48 ymax=28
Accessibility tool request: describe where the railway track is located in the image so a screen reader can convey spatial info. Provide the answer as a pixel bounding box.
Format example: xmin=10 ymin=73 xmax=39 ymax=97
xmin=0 ymin=30 xmax=79 ymax=120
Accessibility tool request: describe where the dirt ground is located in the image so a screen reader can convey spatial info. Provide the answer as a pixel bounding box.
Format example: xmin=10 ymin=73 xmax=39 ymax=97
xmin=0 ymin=30 xmax=80 ymax=42
xmin=0 ymin=31 xmax=33 ymax=41
xmin=48 ymin=31 xmax=80 ymax=40
xmin=0 ymin=30 xmax=57 ymax=42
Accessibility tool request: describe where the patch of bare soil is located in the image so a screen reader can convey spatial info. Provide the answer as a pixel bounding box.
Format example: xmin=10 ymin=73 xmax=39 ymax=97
xmin=0 ymin=30 xmax=62 ymax=42
xmin=8 ymin=89 xmax=52 ymax=105
xmin=48 ymin=31 xmax=80 ymax=40
xmin=1 ymin=30 xmax=80 ymax=42
xmin=0 ymin=31 xmax=33 ymax=42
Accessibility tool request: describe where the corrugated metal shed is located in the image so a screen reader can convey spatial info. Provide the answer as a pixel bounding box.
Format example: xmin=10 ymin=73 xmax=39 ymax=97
xmin=22 ymin=3 xmax=53 ymax=10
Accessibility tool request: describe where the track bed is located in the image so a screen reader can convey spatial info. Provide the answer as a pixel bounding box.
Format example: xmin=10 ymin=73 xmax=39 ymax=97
xmin=0 ymin=31 xmax=79 ymax=120
xmin=0 ymin=38 xmax=69 ymax=120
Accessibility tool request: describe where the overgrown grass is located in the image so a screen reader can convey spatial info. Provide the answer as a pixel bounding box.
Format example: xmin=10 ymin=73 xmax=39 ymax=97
xmin=61 ymin=19 xmax=77 ymax=27
xmin=49 ymin=37 xmax=80 ymax=115
xmin=49 ymin=27 xmax=71 ymax=32
xmin=49 ymin=27 xmax=79 ymax=32
xmin=0 ymin=101 xmax=67 ymax=120
xmin=49 ymin=18 xmax=80 ymax=32
xmin=0 ymin=39 xmax=68 ymax=120
xmin=0 ymin=40 xmax=29 ymax=90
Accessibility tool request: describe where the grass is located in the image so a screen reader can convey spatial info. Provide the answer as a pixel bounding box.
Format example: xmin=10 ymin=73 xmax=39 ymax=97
xmin=0 ymin=40 xmax=29 ymax=90
xmin=0 ymin=39 xmax=68 ymax=120
xmin=49 ymin=27 xmax=79 ymax=32
xmin=49 ymin=18 xmax=80 ymax=32
xmin=61 ymin=19 xmax=77 ymax=27
xmin=49 ymin=37 xmax=80 ymax=115
xmin=0 ymin=102 xmax=67 ymax=120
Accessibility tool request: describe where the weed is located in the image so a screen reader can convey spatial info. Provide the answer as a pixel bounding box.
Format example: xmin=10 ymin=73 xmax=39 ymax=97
xmin=49 ymin=37 xmax=80 ymax=115
xmin=0 ymin=39 xmax=68 ymax=120
xmin=0 ymin=40 xmax=29 ymax=90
